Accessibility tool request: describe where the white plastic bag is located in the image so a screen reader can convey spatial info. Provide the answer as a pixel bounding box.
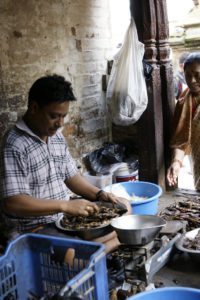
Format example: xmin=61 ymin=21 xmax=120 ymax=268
xmin=106 ymin=18 xmax=148 ymax=126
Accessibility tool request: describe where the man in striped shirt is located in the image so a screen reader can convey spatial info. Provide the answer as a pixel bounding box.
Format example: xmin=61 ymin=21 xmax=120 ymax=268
xmin=0 ymin=74 xmax=131 ymax=253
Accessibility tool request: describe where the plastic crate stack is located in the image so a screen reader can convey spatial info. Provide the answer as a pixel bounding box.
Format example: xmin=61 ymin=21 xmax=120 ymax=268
xmin=0 ymin=234 xmax=109 ymax=300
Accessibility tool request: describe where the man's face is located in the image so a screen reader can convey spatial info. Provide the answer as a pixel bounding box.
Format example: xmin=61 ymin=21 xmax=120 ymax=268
xmin=31 ymin=101 xmax=69 ymax=141
xmin=185 ymin=62 xmax=200 ymax=95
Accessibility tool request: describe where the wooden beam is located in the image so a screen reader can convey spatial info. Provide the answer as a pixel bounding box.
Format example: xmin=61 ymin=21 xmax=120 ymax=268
xmin=130 ymin=0 xmax=174 ymax=189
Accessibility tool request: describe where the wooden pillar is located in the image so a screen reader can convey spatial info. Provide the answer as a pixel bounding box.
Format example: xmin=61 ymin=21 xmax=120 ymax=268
xmin=155 ymin=0 xmax=175 ymax=183
xmin=130 ymin=0 xmax=174 ymax=189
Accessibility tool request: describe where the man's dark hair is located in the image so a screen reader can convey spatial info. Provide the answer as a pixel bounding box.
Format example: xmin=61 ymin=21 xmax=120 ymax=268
xmin=28 ymin=74 xmax=76 ymax=107
xmin=184 ymin=52 xmax=200 ymax=71
xmin=179 ymin=52 xmax=190 ymax=64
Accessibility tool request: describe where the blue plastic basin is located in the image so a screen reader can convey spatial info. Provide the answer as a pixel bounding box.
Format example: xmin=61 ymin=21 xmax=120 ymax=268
xmin=104 ymin=181 xmax=162 ymax=215
xmin=127 ymin=287 xmax=200 ymax=300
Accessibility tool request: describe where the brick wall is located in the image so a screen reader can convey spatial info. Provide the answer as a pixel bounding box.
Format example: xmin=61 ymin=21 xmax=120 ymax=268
xmin=0 ymin=0 xmax=114 ymax=170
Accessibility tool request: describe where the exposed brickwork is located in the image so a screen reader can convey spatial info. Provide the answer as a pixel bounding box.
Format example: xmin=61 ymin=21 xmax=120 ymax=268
xmin=0 ymin=0 xmax=113 ymax=170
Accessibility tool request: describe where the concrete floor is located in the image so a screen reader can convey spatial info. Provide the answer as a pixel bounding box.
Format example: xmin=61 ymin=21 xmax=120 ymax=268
xmin=157 ymin=188 xmax=198 ymax=213
xmin=158 ymin=185 xmax=200 ymax=212
xmin=158 ymin=154 xmax=197 ymax=213
xmin=153 ymin=252 xmax=200 ymax=289
xmin=178 ymin=155 xmax=195 ymax=190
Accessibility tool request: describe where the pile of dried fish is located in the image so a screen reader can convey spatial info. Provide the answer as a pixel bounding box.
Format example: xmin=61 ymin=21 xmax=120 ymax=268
xmin=183 ymin=231 xmax=200 ymax=251
xmin=61 ymin=205 xmax=122 ymax=230
xmin=159 ymin=198 xmax=200 ymax=231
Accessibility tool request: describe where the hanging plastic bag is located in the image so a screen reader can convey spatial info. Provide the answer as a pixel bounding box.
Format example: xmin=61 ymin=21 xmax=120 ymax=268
xmin=106 ymin=18 xmax=148 ymax=126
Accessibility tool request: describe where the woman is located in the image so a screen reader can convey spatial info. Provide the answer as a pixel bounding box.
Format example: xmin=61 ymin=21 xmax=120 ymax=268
xmin=167 ymin=53 xmax=200 ymax=189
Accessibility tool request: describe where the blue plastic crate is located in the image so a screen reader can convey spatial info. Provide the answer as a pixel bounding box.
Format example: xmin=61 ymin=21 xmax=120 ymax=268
xmin=0 ymin=233 xmax=109 ymax=300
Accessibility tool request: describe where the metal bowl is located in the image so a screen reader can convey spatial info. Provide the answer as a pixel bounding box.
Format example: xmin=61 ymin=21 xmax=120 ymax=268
xmin=175 ymin=228 xmax=200 ymax=263
xmin=111 ymin=214 xmax=166 ymax=245
xmin=55 ymin=201 xmax=127 ymax=240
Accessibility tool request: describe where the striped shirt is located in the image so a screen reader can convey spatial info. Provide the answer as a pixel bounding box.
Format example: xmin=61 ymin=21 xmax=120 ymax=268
xmin=0 ymin=120 xmax=78 ymax=233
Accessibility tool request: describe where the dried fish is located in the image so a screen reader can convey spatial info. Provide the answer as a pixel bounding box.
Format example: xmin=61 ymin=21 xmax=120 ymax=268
xmin=61 ymin=205 xmax=122 ymax=230
xmin=159 ymin=198 xmax=200 ymax=231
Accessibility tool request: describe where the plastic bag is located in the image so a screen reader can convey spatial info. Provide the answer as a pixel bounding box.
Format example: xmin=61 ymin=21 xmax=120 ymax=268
xmin=106 ymin=18 xmax=148 ymax=126
xmin=84 ymin=142 xmax=138 ymax=175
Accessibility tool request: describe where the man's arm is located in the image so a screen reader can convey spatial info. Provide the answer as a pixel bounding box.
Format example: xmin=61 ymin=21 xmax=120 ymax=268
xmin=2 ymin=194 xmax=99 ymax=217
xmin=65 ymin=173 xmax=100 ymax=201
xmin=65 ymin=173 xmax=133 ymax=214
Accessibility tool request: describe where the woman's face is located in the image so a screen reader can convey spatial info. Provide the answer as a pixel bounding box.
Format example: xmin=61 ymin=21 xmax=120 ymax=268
xmin=185 ymin=61 xmax=200 ymax=95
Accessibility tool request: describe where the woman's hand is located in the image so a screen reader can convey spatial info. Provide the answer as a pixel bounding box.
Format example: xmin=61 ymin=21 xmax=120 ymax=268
xmin=167 ymin=149 xmax=184 ymax=187
xmin=167 ymin=161 xmax=181 ymax=186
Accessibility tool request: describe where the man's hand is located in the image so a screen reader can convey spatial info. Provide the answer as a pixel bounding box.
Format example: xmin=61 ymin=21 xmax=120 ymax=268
xmin=99 ymin=191 xmax=124 ymax=203
xmin=99 ymin=191 xmax=132 ymax=214
xmin=65 ymin=173 xmax=132 ymax=214
xmin=61 ymin=199 xmax=99 ymax=216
